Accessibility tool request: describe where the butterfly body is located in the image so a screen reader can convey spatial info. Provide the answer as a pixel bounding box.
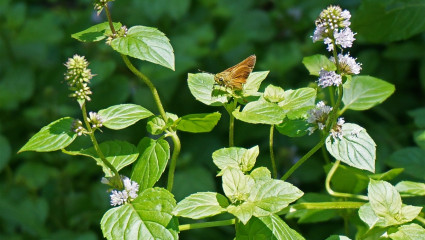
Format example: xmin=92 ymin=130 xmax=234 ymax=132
xmin=214 ymin=55 xmax=256 ymax=91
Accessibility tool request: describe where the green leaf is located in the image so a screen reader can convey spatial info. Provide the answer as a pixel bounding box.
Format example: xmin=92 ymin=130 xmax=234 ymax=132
xmin=326 ymin=123 xmax=376 ymax=172
xmin=222 ymin=168 xmax=254 ymax=203
xmin=414 ymin=130 xmax=425 ymax=149
xmin=352 ymin=0 xmax=425 ymax=43
xmin=243 ymin=71 xmax=270 ymax=96
xmin=395 ymin=181 xmax=425 ymax=197
xmin=146 ymin=116 xmax=166 ymax=135
xmin=278 ymin=88 xmax=316 ymax=111
xmin=250 ymin=167 xmax=272 ymax=181
xmin=368 ymin=179 xmax=422 ymax=226
xmin=264 ymin=85 xmax=285 ymax=103
xmin=173 ymin=192 xmax=229 ymax=219
xmin=302 ymin=54 xmax=336 ymax=76
xmin=227 ymin=202 xmax=256 ymax=225
xmin=101 ymin=188 xmax=178 ymax=240
xmin=212 ymin=146 xmax=259 ymax=173
xmin=324 ymin=164 xmax=370 ymax=194
xmin=387 ymin=147 xmax=425 ymax=180
xmin=19 ymin=117 xmax=77 ymax=152
xmin=71 ymin=22 xmax=122 ymax=42
xmin=98 ymin=104 xmax=153 ymax=130
xmin=389 ymin=223 xmax=425 ymax=240
xmin=233 ymin=100 xmax=285 ymax=125
xmin=177 ymin=112 xmax=221 ymax=133
xmin=131 ymin=138 xmax=170 ymax=190
xmin=236 ymin=214 xmax=305 ymax=240
xmin=275 ymin=118 xmax=309 ymax=137
xmin=0 ymin=135 xmax=11 ymax=172
xmin=325 ymin=236 xmax=352 ymax=240
xmin=358 ymin=203 xmax=383 ymax=229
xmin=342 ymin=76 xmax=395 ymax=111
xmin=111 ymin=26 xmax=175 ymax=70
xmin=408 ymin=107 xmax=425 ymax=128
xmin=187 ymin=73 xmax=228 ymax=106
xmin=69 ymin=141 xmax=138 ymax=177
xmin=369 ymin=168 xmax=404 ymax=181
xmin=248 ymin=179 xmax=304 ymax=217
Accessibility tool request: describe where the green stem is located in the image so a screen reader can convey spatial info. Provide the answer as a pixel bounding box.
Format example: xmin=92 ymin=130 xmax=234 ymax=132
xmin=321 ymin=145 xmax=330 ymax=164
xmin=166 ymin=132 xmax=181 ymax=192
xmin=269 ymin=125 xmax=277 ymax=178
xmin=226 ymin=100 xmax=237 ymax=147
xmin=179 ymin=219 xmax=236 ymax=231
xmin=325 ymin=160 xmax=369 ymax=201
xmin=415 ymin=215 xmax=425 ymax=226
xmin=290 ymin=201 xmax=365 ymax=210
xmin=104 ymin=4 xmax=116 ymax=34
xmin=81 ymin=102 xmax=122 ymax=189
xmin=328 ymin=86 xmax=335 ymax=106
xmin=120 ymin=55 xmax=167 ymax=121
xmin=281 ymin=136 xmax=326 ymax=181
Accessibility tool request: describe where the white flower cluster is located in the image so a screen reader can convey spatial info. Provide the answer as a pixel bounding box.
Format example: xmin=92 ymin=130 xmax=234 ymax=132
xmin=330 ymin=53 xmax=362 ymax=75
xmin=87 ymin=111 xmax=104 ymax=129
xmin=318 ymin=69 xmax=342 ymax=87
xmin=307 ymin=101 xmax=333 ymax=135
xmin=108 ymin=176 xmax=139 ymax=206
xmin=330 ymin=117 xmax=345 ymax=139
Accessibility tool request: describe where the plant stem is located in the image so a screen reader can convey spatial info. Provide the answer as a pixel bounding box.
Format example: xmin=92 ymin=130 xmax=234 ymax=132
xmin=104 ymin=4 xmax=116 ymax=34
xmin=415 ymin=215 xmax=425 ymax=226
xmin=167 ymin=132 xmax=181 ymax=192
xmin=179 ymin=219 xmax=236 ymax=231
xmin=290 ymin=201 xmax=365 ymax=210
xmin=281 ymin=136 xmax=326 ymax=181
xmin=325 ymin=160 xmax=369 ymax=201
xmin=81 ymin=102 xmax=122 ymax=189
xmin=321 ymin=145 xmax=330 ymax=164
xmin=328 ymin=86 xmax=335 ymax=106
xmin=226 ymin=100 xmax=237 ymax=147
xmin=269 ymin=125 xmax=277 ymax=178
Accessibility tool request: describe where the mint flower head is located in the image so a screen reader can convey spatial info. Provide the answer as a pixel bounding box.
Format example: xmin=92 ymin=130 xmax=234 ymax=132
xmin=105 ymin=176 xmax=140 ymax=206
xmin=87 ymin=111 xmax=103 ymax=129
xmin=94 ymin=0 xmax=114 ymax=15
xmin=307 ymin=101 xmax=333 ymax=135
xmin=64 ymin=55 xmax=93 ymax=102
xmin=330 ymin=53 xmax=362 ymax=75
xmin=318 ymin=69 xmax=342 ymax=88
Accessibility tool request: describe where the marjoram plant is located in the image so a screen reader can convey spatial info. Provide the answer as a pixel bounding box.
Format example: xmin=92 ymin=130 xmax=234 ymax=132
xmin=19 ymin=2 xmax=425 ymax=240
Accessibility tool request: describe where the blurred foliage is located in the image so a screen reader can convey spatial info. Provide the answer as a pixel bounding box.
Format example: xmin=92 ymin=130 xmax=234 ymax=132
xmin=1 ymin=0 xmax=425 ymax=239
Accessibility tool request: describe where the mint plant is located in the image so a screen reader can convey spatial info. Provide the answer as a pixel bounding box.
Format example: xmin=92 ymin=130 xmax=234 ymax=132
xmin=18 ymin=2 xmax=425 ymax=239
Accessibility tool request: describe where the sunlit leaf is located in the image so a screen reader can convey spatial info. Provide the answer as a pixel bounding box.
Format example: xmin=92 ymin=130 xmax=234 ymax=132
xmin=99 ymin=104 xmax=153 ymax=130
xmin=173 ymin=192 xmax=229 ymax=219
xmin=177 ymin=112 xmax=221 ymax=133
xmin=71 ymin=22 xmax=122 ymax=42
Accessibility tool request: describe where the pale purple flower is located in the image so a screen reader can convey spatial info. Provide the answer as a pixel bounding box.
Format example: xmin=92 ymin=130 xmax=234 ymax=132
xmin=334 ymin=28 xmax=356 ymax=49
xmin=307 ymin=101 xmax=333 ymax=134
xmin=318 ymin=69 xmax=342 ymax=87
xmin=330 ymin=53 xmax=362 ymax=75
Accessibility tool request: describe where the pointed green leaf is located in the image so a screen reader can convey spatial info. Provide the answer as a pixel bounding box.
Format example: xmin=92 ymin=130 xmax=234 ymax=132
xmin=395 ymin=181 xmax=425 ymax=197
xmin=358 ymin=203 xmax=383 ymax=228
xmin=243 ymin=71 xmax=270 ymax=95
xmin=146 ymin=116 xmax=166 ymax=135
xmin=369 ymin=168 xmax=404 ymax=181
xmin=212 ymin=146 xmax=259 ymax=173
xmin=278 ymin=88 xmax=316 ymax=111
xmin=98 ymin=104 xmax=153 ymax=130
xmin=69 ymin=141 xmax=138 ymax=177
xmin=227 ymin=202 xmax=256 ymax=225
xmin=222 ymin=168 xmax=255 ymax=203
xmin=187 ymin=73 xmax=228 ymax=106
xmin=233 ymin=100 xmax=285 ymax=125
xmin=275 ymin=118 xmax=309 ymax=137
xmin=101 ymin=188 xmax=178 ymax=240
xmin=250 ymin=167 xmax=272 ymax=181
xmin=264 ymin=85 xmax=285 ymax=103
xmin=302 ymin=54 xmax=336 ymax=76
xmin=111 ymin=26 xmax=175 ymax=70
xmin=19 ymin=117 xmax=77 ymax=152
xmin=131 ymin=138 xmax=170 ymax=190
xmin=248 ymin=179 xmax=304 ymax=217
xmin=326 ymin=123 xmax=376 ymax=172
xmin=173 ymin=192 xmax=229 ymax=219
xmin=177 ymin=112 xmax=221 ymax=133
xmin=71 ymin=22 xmax=122 ymax=42
xmin=236 ymin=215 xmax=305 ymax=240
xmin=387 ymin=147 xmax=425 ymax=180
xmin=342 ymin=76 xmax=395 ymax=111
xmin=389 ymin=223 xmax=425 ymax=240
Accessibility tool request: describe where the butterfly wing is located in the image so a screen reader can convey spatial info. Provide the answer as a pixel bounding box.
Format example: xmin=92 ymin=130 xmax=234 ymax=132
xmin=228 ymin=55 xmax=256 ymax=90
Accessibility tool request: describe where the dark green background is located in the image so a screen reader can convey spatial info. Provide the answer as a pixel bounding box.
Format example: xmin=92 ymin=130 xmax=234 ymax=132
xmin=1 ymin=0 xmax=424 ymax=239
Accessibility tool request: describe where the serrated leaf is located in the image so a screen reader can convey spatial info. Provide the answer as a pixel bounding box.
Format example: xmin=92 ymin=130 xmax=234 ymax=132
xmin=342 ymin=76 xmax=395 ymax=111
xmin=302 ymin=54 xmax=336 ymax=76
xmin=101 ymin=188 xmax=178 ymax=240
xmin=227 ymin=202 xmax=256 ymax=225
xmin=248 ymin=179 xmax=304 ymax=217
xmin=395 ymin=181 xmax=425 ymax=197
xmin=358 ymin=203 xmax=383 ymax=229
xmin=222 ymin=168 xmax=255 ymax=203
xmin=177 ymin=112 xmax=221 ymax=133
xmin=278 ymin=88 xmax=316 ymax=111
xmin=111 ymin=26 xmax=175 ymax=70
xmin=275 ymin=118 xmax=309 ymax=137
xmin=98 ymin=104 xmax=153 ymax=130
xmin=173 ymin=192 xmax=229 ymax=219
xmin=264 ymin=85 xmax=285 ymax=103
xmin=389 ymin=223 xmax=425 ymax=240
xmin=243 ymin=71 xmax=270 ymax=95
xmin=71 ymin=22 xmax=122 ymax=42
xmin=187 ymin=73 xmax=228 ymax=106
xmin=212 ymin=146 xmax=259 ymax=173
xmin=233 ymin=100 xmax=285 ymax=125
xmin=19 ymin=117 xmax=77 ymax=152
xmin=70 ymin=141 xmax=138 ymax=177
xmin=250 ymin=167 xmax=272 ymax=181
xmin=146 ymin=116 xmax=166 ymax=135
xmin=236 ymin=214 xmax=305 ymax=240
xmin=326 ymin=123 xmax=376 ymax=172
xmin=131 ymin=138 xmax=170 ymax=190
xmin=387 ymin=147 xmax=425 ymax=180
